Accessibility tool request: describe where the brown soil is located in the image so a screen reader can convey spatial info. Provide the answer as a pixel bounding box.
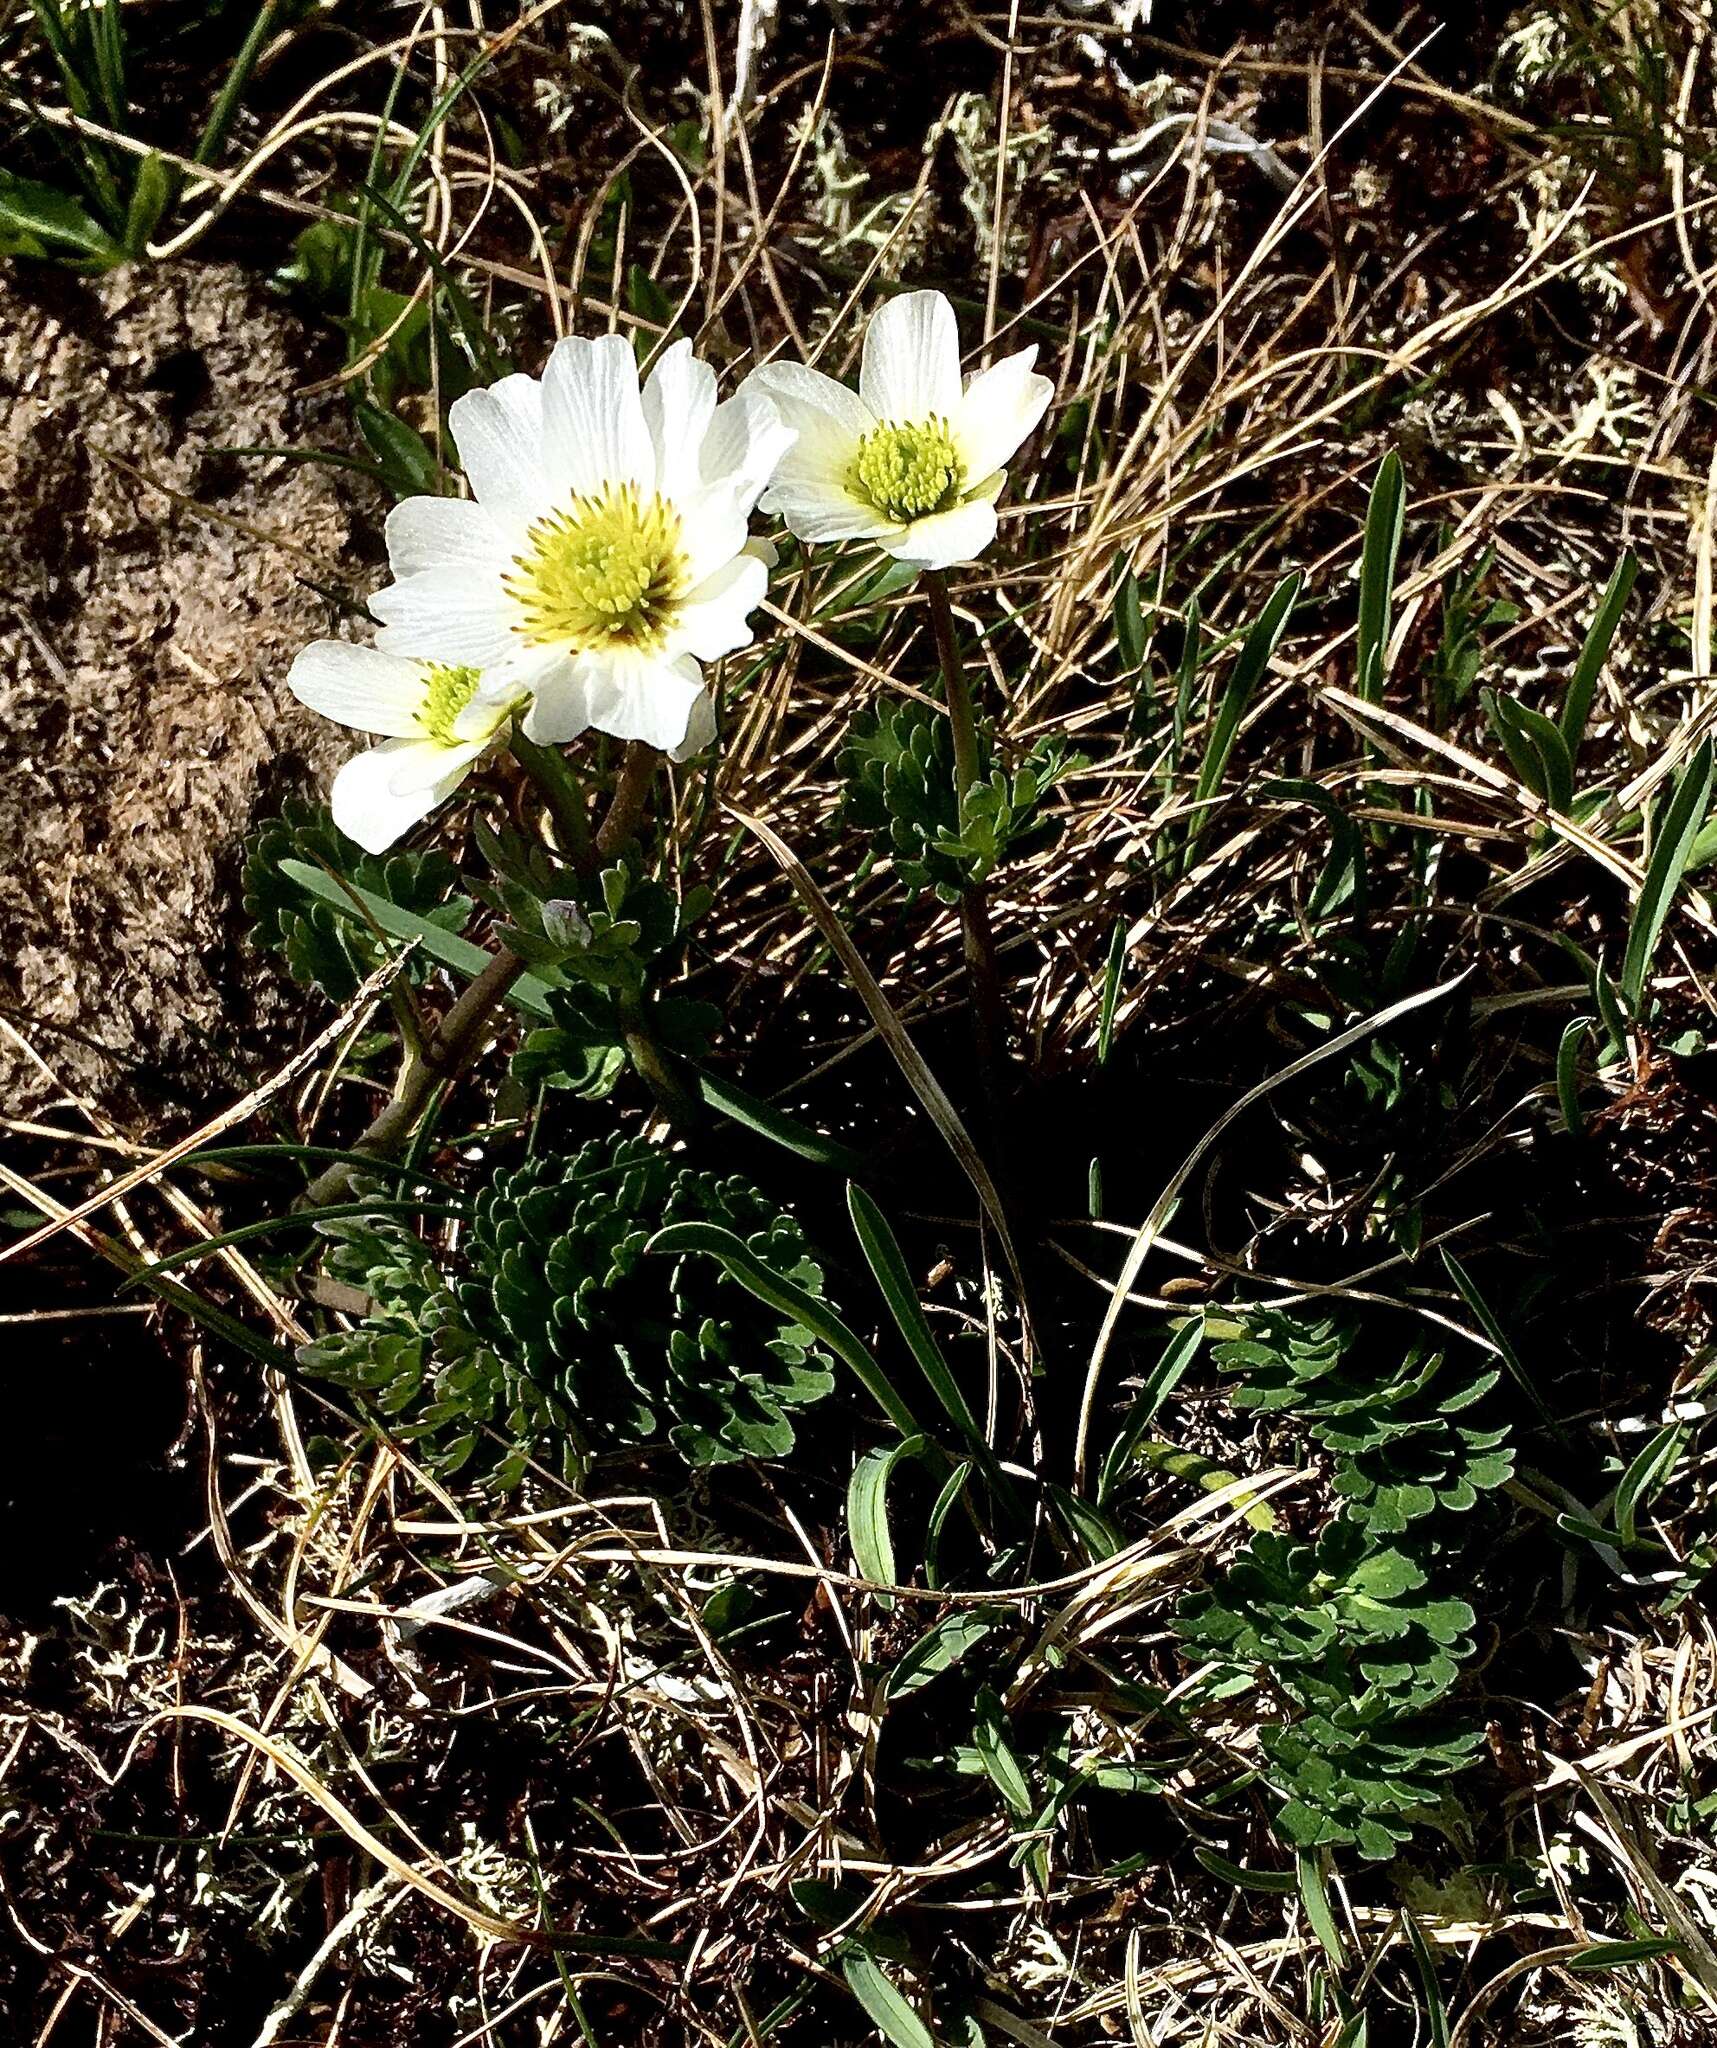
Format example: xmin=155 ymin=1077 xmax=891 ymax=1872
xmin=0 ymin=261 xmax=361 ymax=1124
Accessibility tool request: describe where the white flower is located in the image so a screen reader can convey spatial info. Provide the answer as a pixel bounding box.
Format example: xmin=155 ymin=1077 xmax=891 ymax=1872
xmin=367 ymin=336 xmax=793 ymax=757
xmin=288 ymin=641 xmax=524 ymax=854
xmin=745 ymin=289 xmax=1053 ymax=573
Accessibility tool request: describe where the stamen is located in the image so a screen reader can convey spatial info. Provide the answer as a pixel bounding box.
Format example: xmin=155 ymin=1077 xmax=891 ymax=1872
xmin=417 ymin=663 xmax=484 ymax=745
xmin=849 ymin=416 xmax=965 ymax=523
xmin=506 ymin=485 xmax=690 ymax=653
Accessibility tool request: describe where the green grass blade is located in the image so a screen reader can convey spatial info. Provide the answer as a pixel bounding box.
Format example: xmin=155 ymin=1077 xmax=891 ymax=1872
xmin=1440 ymin=1248 xmax=1561 ymax=1436
xmin=0 ymin=168 xmax=123 ymax=264
xmin=1188 ymin=571 xmax=1299 ymax=845
xmin=1565 ymin=1937 xmax=1683 ymax=1973
xmin=973 ymin=1687 xmax=1035 ymax=1819
xmin=187 ymin=1142 xmax=464 ymax=1193
xmin=1593 ymin=954 xmax=1629 ymax=1063
xmin=1296 ymin=1849 xmax=1345 ymax=1963
xmin=848 ymin=1182 xmax=981 ymax=1442
xmin=1556 ymin=1016 xmax=1592 ymax=1135
xmin=1097 ymin=919 xmax=1126 ymax=1065
xmin=29 ymin=0 xmax=89 ymax=116
xmin=1620 ymin=738 xmax=1715 ymax=1013
xmin=1561 ymin=549 xmax=1638 ymax=752
xmin=93 ymin=0 xmax=126 ymax=128
xmin=923 ymin=1459 xmax=972 ymax=1587
xmin=1404 ymin=1913 xmax=1450 ymax=2048
xmin=841 ymin=1949 xmax=936 ymax=2048
xmin=129 ymin=1198 xmax=466 ymax=1281
xmin=1113 ymin=557 xmax=1145 ymax=671
xmin=1612 ymin=1422 xmax=1687 ymax=1549
xmin=698 ymin=1072 xmax=862 ymax=1172
xmin=276 ymin=859 xmax=556 ymax=1017
xmin=1172 ymin=595 xmax=1202 ymax=765
xmin=120 ymin=149 xmax=170 ymax=258
xmin=355 ymin=397 xmax=442 ymax=500
xmin=357 ymin=180 xmax=506 ymax=381
xmin=1357 ymin=449 xmax=1405 ymax=701
xmin=848 ymin=1437 xmax=925 ymax=1607
xmin=1097 ymin=1318 xmax=1204 ymax=1505
xmin=1193 ymin=1848 xmax=1297 ymax=1893
xmin=1481 ymin=689 xmax=1574 ymax=813
xmin=192 ymin=0 xmax=279 ymax=168
xmin=885 ymin=1609 xmax=995 ymax=1698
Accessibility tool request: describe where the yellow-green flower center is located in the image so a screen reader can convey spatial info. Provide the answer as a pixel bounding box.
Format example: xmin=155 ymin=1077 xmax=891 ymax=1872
xmin=506 ymin=485 xmax=690 ymax=653
xmin=416 ymin=662 xmax=483 ymax=745
xmin=849 ymin=415 xmax=965 ymax=523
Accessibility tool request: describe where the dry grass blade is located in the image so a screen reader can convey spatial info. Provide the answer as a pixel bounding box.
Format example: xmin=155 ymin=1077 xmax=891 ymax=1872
xmin=145 ymin=1705 xmax=651 ymax=1955
xmin=1 ymin=952 xmax=406 ymax=1266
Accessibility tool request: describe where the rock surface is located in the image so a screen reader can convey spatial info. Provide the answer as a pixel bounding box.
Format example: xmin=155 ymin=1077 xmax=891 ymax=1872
xmin=0 ymin=261 xmax=364 ymax=1122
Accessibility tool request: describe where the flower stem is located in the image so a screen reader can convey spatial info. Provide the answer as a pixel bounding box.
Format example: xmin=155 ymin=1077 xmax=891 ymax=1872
xmin=925 ymin=571 xmax=982 ymax=823
xmin=301 ymin=946 xmax=524 ymax=1206
xmin=594 ymin=745 xmax=704 ymax=1121
xmin=595 ymin=740 xmax=659 ymax=860
xmin=302 ymin=745 xmax=667 ymax=1205
xmin=924 ymin=571 xmax=1010 ymax=1104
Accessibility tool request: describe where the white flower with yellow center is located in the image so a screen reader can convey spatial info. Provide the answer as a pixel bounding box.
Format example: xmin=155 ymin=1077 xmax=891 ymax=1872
xmin=288 ymin=641 xmax=525 ymax=853
xmin=367 ymin=335 xmax=793 ymax=756
xmin=744 ymin=289 xmax=1053 ymax=572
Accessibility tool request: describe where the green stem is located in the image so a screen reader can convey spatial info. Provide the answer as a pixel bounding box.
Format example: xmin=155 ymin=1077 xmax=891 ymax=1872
xmin=303 ymin=744 xmax=665 ymax=1204
xmin=301 ymin=947 xmax=525 ymax=1206
xmin=926 ymin=572 xmax=982 ymax=823
xmin=924 ymin=572 xmax=1010 ymax=1100
xmin=595 ymin=740 xmax=659 ymax=860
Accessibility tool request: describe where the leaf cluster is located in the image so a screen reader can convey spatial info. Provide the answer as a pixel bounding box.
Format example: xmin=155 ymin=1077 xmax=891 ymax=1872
xmin=301 ymin=1133 xmax=838 ymax=1482
xmin=840 ymin=699 xmax=1080 ymax=902
xmin=1217 ymin=1311 xmax=1515 ymax=1533
xmin=1175 ymin=1309 xmax=1513 ymax=1859
xmin=485 ymin=830 xmax=720 ymax=1095
xmin=242 ymin=802 xmax=472 ymax=1003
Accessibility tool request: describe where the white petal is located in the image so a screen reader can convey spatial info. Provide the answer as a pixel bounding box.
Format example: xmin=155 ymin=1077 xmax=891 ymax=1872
xmin=447 ymin=374 xmax=549 ymax=526
xmin=582 ymin=648 xmax=706 ymax=752
xmin=884 ymin=496 xmax=998 ymax=572
xmin=385 ymin=494 xmax=512 ymax=579
xmin=541 ymin=333 xmax=654 ymax=498
xmin=643 ymin=339 xmax=718 ymax=506
xmin=385 ymin=736 xmax=485 ymax=797
xmin=747 ymin=360 xmax=870 ymax=458
xmin=742 ymin=534 xmax=779 ymax=570
xmin=745 ymin=362 xmax=885 ymax=542
xmin=670 ymin=552 xmax=768 ymax=661
xmin=762 ymin=474 xmax=895 ymax=544
xmin=369 ymin=571 xmax=519 ymax=667
xmin=859 ymin=290 xmax=961 ymax=424
xmin=669 ymin=687 xmax=716 ymax=762
xmin=451 ymin=677 xmax=528 ymax=743
xmin=519 ymin=653 xmax=594 ymax=745
xmin=674 ymin=482 xmax=753 ymax=585
xmin=954 ymin=347 xmax=1053 ymax=481
xmin=699 ymin=383 xmax=796 ymax=507
xmin=288 ymin=640 xmax=425 ymax=738
xmin=331 ymin=740 xmax=476 ymax=854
